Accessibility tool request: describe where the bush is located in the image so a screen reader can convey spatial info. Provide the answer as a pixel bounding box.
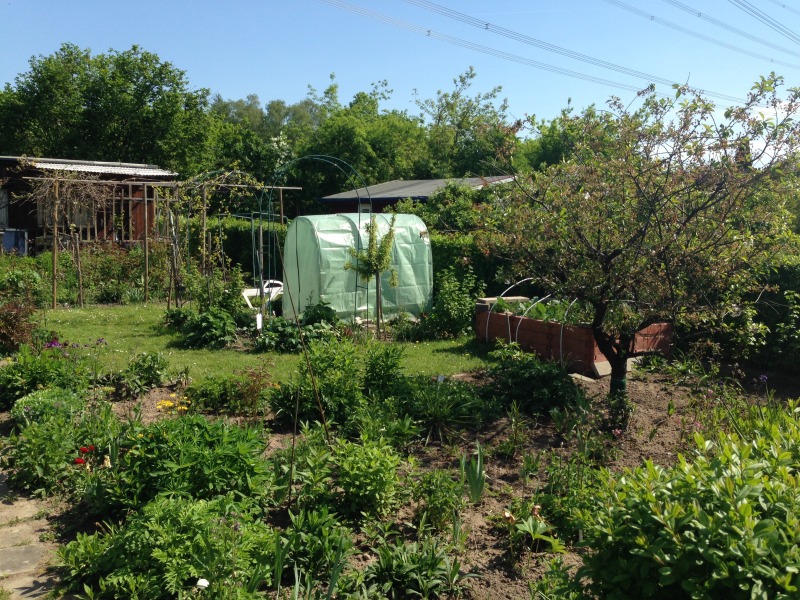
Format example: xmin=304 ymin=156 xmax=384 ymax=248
xmin=253 ymin=317 xmax=337 ymax=353
xmin=334 ymin=438 xmax=401 ymax=519
xmin=116 ymin=351 xmax=169 ymax=397
xmin=60 ymin=494 xmax=277 ymax=599
xmin=2 ymin=400 xmax=124 ymax=497
xmin=83 ymin=415 xmax=272 ymax=517
xmin=10 ymin=388 xmax=84 ymax=427
xmin=185 ymin=374 xmax=270 ymax=416
xmin=362 ymin=537 xmax=470 ymax=599
xmin=179 ymin=308 xmax=237 ymax=349
xmin=485 ymin=341 xmax=585 ymax=416
xmin=0 ymin=299 xmax=37 ymax=355
xmin=0 ymin=344 xmax=91 ymax=410
xmin=413 ymin=469 xmax=465 ymax=531
xmin=269 ymin=339 xmax=365 ymax=429
xmin=575 ymin=405 xmax=800 ymax=599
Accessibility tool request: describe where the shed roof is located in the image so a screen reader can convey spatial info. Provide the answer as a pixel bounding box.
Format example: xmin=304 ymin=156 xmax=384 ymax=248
xmin=0 ymin=156 xmax=177 ymax=178
xmin=320 ymin=176 xmax=515 ymax=203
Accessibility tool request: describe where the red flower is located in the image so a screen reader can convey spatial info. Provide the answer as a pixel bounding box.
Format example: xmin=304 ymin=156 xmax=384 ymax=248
xmin=74 ymin=457 xmax=86 ymax=465
xmin=79 ymin=447 xmax=90 ymax=454
xmin=88 ymin=445 xmax=95 ymax=452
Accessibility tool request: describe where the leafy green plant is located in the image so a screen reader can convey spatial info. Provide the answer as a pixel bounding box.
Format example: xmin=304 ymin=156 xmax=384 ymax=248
xmin=363 ymin=537 xmax=476 ymax=599
xmin=362 ymin=341 xmax=405 ymax=399
xmin=427 ymin=266 xmax=484 ymax=338
xmin=485 ymin=341 xmax=585 ymax=416
xmin=575 ymin=406 xmax=800 ymax=599
xmin=178 ymin=307 xmax=238 ymax=349
xmin=413 ymin=469 xmax=465 ymax=531
xmin=0 ymin=343 xmax=91 ymax=410
xmin=397 ymin=375 xmax=486 ymax=444
xmin=269 ymin=338 xmax=365 ymax=429
xmin=334 ymin=438 xmax=401 ymax=519
xmin=253 ymin=317 xmax=336 ymax=353
xmin=185 ymin=374 xmax=246 ymax=414
xmin=60 ymin=494 xmax=276 ymax=599
xmin=116 ymin=351 xmax=169 ymax=397
xmin=283 ymin=506 xmax=354 ymax=589
xmin=10 ymin=387 xmax=84 ymax=427
xmin=82 ymin=414 xmax=272 ymax=517
xmin=460 ymin=442 xmax=485 ymax=504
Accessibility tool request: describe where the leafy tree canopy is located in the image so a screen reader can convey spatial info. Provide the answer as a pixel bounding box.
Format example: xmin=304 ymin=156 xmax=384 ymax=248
xmin=0 ymin=43 xmax=211 ymax=177
xmin=477 ymin=75 xmax=800 ymax=394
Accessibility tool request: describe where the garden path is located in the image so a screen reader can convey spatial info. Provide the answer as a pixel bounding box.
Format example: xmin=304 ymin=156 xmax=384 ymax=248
xmin=0 ymin=472 xmax=65 ymax=599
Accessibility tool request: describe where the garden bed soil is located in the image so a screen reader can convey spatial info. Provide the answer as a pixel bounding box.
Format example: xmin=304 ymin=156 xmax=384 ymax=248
xmin=3 ymin=367 xmax=797 ymax=598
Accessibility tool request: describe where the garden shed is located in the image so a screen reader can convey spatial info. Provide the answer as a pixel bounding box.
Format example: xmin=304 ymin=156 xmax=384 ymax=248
xmin=282 ymin=213 xmax=432 ymax=321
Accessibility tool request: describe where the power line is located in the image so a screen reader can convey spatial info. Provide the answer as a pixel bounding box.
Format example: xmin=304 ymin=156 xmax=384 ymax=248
xmin=602 ymin=0 xmax=799 ymax=71
xmin=763 ymin=0 xmax=800 ymax=19
xmin=405 ymin=0 xmax=721 ymax=92
xmin=317 ymin=0 xmax=747 ymax=105
xmin=727 ymin=0 xmax=800 ymax=46
xmin=663 ymin=0 xmax=800 ymax=57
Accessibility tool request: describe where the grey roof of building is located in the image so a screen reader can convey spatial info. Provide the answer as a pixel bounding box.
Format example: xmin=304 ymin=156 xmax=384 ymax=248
xmin=320 ymin=176 xmax=515 ymax=202
xmin=0 ymin=156 xmax=177 ymax=178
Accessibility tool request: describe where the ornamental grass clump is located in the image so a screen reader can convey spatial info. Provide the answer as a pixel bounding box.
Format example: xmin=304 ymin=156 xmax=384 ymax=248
xmin=575 ymin=401 xmax=800 ymax=599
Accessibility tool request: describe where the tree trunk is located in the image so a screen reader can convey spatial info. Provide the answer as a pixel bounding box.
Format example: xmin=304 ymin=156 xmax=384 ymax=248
xmin=375 ymin=271 xmax=383 ymax=338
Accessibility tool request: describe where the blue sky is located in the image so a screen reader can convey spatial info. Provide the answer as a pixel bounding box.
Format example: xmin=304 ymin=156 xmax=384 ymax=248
xmin=2 ymin=0 xmax=799 ymax=127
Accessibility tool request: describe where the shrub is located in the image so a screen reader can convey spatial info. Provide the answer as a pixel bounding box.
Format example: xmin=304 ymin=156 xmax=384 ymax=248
xmin=413 ymin=469 xmax=465 ymax=531
xmin=0 ymin=344 xmax=91 ymax=410
xmin=10 ymin=388 xmax=83 ymax=427
xmin=0 ymin=299 xmax=37 ymax=355
xmin=334 ymin=438 xmax=401 ymax=519
xmin=60 ymin=494 xmax=276 ymax=599
xmin=180 ymin=308 xmax=237 ymax=349
xmin=2 ymin=400 xmax=124 ymax=497
xmin=83 ymin=415 xmax=272 ymax=516
xmin=283 ymin=507 xmax=353 ymax=587
xmin=253 ymin=317 xmax=336 ymax=353
xmin=116 ymin=351 xmax=169 ymax=397
xmin=428 ymin=265 xmax=484 ymax=337
xmin=485 ymin=341 xmax=585 ymax=416
xmin=269 ymin=339 xmax=364 ymax=429
xmin=362 ymin=341 xmax=405 ymax=399
xmin=575 ymin=405 xmax=800 ymax=599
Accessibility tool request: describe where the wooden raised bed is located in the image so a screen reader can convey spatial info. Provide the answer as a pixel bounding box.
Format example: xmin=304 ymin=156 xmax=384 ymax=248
xmin=475 ymin=301 xmax=672 ymax=377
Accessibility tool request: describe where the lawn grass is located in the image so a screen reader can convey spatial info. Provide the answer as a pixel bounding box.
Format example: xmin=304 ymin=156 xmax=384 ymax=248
xmin=40 ymin=304 xmax=488 ymax=383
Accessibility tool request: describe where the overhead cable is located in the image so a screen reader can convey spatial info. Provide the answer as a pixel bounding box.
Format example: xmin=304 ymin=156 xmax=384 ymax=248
xmin=663 ymin=0 xmax=800 ymax=57
xmin=318 ymin=0 xmax=747 ymax=105
xmin=763 ymin=0 xmax=800 ymax=19
xmin=602 ymin=0 xmax=799 ymax=70
xmin=726 ymin=0 xmax=800 ymax=46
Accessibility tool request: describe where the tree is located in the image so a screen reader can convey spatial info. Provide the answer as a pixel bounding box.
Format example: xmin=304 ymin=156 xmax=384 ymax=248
xmin=346 ymin=214 xmax=397 ymax=337
xmin=478 ymin=76 xmax=800 ymax=398
xmin=416 ymin=67 xmax=516 ymax=177
xmin=0 ymin=43 xmax=211 ymax=176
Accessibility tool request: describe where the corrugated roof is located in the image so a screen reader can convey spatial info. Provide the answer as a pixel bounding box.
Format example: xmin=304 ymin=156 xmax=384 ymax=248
xmin=32 ymin=159 xmax=175 ymax=178
xmin=321 ymin=176 xmax=515 ymax=202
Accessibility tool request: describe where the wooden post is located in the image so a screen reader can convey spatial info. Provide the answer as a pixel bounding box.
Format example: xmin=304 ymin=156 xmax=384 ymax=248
xmin=127 ymin=184 xmax=133 ymax=242
xmin=144 ymin=184 xmax=150 ymax=303
xmin=201 ymin=186 xmax=207 ymax=275
xmin=51 ymin=180 xmax=59 ymax=310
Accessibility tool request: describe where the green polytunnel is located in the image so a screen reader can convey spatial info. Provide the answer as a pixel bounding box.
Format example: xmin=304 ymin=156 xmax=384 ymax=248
xmin=282 ymin=213 xmax=433 ymax=321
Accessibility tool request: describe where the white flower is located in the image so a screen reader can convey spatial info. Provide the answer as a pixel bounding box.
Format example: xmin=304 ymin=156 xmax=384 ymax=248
xmin=196 ymin=578 xmax=210 ymax=589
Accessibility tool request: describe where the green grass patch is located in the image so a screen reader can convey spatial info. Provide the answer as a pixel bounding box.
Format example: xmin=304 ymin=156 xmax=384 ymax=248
xmin=39 ymin=304 xmax=488 ymax=384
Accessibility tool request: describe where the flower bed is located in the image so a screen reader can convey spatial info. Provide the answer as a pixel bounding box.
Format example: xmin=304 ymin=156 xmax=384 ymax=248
xmin=475 ymin=300 xmax=672 ymax=376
